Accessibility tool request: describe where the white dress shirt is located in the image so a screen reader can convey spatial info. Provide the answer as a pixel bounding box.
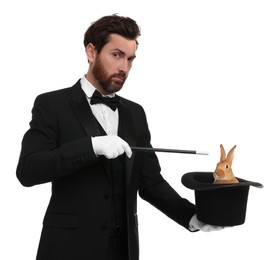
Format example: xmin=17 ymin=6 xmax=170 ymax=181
xmin=80 ymin=76 xmax=119 ymax=136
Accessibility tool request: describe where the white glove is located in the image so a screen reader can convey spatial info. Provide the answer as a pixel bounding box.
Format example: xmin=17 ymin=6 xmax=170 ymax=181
xmin=189 ymin=214 xmax=224 ymax=232
xmin=92 ymin=135 xmax=132 ymax=159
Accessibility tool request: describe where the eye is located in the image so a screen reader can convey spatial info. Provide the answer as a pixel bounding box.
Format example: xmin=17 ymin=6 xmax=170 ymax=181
xmin=225 ymin=165 xmax=229 ymax=169
xmin=128 ymin=56 xmax=136 ymax=62
xmin=113 ymin=52 xmax=121 ymax=59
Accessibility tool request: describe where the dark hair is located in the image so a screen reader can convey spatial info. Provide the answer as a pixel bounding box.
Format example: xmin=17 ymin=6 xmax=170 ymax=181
xmin=84 ymin=14 xmax=141 ymax=53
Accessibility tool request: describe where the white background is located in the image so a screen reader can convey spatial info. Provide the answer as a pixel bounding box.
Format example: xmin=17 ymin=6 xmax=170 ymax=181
xmin=1 ymin=0 xmax=279 ymax=259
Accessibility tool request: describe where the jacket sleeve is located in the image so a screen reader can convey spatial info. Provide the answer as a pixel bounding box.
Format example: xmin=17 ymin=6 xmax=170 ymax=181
xmin=137 ymin=108 xmax=196 ymax=230
xmin=16 ymin=94 xmax=98 ymax=187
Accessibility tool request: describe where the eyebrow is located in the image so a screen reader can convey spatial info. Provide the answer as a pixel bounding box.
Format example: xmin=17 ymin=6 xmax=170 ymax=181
xmin=114 ymin=48 xmax=136 ymax=60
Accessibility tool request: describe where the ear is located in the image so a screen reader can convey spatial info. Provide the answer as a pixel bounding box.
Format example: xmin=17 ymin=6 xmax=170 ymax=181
xmin=226 ymin=145 xmax=236 ymax=164
xmin=85 ymin=43 xmax=96 ymax=63
xmin=220 ymin=144 xmax=226 ymax=161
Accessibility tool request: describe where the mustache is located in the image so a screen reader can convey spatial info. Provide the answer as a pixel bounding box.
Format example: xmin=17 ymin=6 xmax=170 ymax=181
xmin=111 ymin=71 xmax=126 ymax=80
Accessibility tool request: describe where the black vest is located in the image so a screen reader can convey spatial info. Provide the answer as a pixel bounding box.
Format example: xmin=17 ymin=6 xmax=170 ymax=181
xmin=95 ymin=119 xmax=127 ymax=237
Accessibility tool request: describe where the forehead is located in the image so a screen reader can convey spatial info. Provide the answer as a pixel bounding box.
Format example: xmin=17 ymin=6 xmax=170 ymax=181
xmin=103 ymin=34 xmax=137 ymax=56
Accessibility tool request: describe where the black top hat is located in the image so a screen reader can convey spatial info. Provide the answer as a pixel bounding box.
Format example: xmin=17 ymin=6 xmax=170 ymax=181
xmin=182 ymin=172 xmax=263 ymax=226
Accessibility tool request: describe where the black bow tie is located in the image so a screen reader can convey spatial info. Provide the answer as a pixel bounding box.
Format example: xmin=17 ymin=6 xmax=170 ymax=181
xmin=90 ymin=90 xmax=120 ymax=111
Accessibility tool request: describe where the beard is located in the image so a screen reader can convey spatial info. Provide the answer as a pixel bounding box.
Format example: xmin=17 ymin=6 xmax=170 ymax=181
xmin=92 ymin=55 xmax=127 ymax=94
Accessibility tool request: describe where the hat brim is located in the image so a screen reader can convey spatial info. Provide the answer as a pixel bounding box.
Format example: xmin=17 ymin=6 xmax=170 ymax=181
xmin=182 ymin=172 xmax=263 ymax=191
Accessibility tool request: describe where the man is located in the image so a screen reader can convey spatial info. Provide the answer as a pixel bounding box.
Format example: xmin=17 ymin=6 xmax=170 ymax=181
xmin=16 ymin=15 xmax=223 ymax=260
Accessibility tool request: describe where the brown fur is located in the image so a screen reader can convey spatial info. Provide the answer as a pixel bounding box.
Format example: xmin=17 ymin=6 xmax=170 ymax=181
xmin=213 ymin=144 xmax=239 ymax=184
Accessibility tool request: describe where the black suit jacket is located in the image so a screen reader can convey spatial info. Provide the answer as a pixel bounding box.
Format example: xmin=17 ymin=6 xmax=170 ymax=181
xmin=16 ymin=80 xmax=196 ymax=260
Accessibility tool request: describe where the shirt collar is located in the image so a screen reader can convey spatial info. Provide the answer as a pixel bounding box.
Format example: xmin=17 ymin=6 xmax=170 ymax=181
xmin=80 ymin=75 xmax=115 ymax=99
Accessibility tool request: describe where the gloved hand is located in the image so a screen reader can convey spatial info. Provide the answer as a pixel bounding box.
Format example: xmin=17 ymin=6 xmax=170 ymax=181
xmin=189 ymin=214 xmax=225 ymax=232
xmin=92 ymin=135 xmax=132 ymax=159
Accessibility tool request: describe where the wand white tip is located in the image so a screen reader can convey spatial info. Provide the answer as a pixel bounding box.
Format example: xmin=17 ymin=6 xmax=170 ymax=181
xmin=196 ymin=151 xmax=209 ymax=155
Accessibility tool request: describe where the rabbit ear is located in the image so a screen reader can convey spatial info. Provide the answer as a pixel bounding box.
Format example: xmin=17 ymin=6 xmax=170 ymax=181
xmin=226 ymin=145 xmax=237 ymax=163
xmin=220 ymin=144 xmax=226 ymax=161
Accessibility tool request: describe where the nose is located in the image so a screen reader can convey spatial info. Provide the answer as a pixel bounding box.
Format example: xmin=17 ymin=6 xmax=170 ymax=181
xmin=119 ymin=59 xmax=131 ymax=74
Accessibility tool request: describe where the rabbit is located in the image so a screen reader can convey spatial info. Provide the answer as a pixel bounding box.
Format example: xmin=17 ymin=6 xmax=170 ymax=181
xmin=213 ymin=144 xmax=239 ymax=184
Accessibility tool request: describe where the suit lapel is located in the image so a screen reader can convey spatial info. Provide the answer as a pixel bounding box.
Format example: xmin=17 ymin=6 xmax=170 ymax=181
xmin=69 ymin=80 xmax=104 ymax=137
xmin=118 ymin=99 xmax=136 ymax=187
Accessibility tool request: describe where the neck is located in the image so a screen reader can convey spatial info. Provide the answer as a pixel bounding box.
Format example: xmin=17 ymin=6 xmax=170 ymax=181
xmin=85 ymin=71 xmax=109 ymax=96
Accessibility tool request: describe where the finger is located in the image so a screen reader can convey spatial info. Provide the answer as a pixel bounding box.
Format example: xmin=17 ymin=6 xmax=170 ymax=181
xmin=202 ymin=225 xmax=224 ymax=232
xmin=105 ymin=150 xmax=118 ymax=159
xmin=117 ymin=146 xmax=125 ymax=156
xmin=124 ymin=146 xmax=132 ymax=158
xmin=104 ymin=152 xmax=113 ymax=159
xmin=121 ymin=141 xmax=132 ymax=158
